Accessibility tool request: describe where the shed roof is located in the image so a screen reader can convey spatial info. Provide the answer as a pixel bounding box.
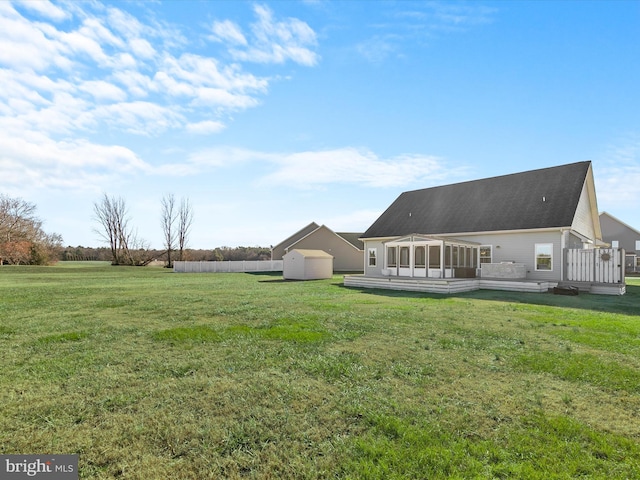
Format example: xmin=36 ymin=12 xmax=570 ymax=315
xmin=286 ymin=249 xmax=334 ymax=259
xmin=363 ymin=161 xmax=591 ymax=239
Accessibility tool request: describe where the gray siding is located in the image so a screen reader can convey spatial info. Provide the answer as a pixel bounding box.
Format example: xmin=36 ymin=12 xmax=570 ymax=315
xmin=448 ymin=231 xmax=563 ymax=281
xmin=288 ymin=226 xmax=363 ymax=272
xmin=365 ymin=231 xmax=565 ymax=281
xmin=600 ymin=213 xmax=640 ymax=254
xmin=363 ymin=240 xmax=385 ymax=276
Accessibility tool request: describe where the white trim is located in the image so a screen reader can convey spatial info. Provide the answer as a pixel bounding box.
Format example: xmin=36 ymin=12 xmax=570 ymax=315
xmin=534 ymin=243 xmax=554 ymax=271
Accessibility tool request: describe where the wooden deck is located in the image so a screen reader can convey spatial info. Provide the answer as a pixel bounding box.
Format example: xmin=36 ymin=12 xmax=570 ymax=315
xmin=344 ymin=275 xmax=627 ymax=295
xmin=556 ymin=281 xmax=626 ymax=295
xmin=343 ymin=275 xmax=552 ymax=294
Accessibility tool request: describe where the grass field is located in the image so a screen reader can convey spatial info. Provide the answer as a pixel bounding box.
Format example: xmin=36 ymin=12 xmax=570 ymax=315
xmin=1 ymin=262 xmax=639 ymax=479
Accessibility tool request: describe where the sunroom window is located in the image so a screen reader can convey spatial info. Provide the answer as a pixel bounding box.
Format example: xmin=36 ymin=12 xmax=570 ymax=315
xmin=429 ymin=245 xmax=441 ymax=268
xmin=387 ymin=246 xmax=397 ymax=268
xmin=415 ymin=246 xmax=426 ymax=268
xmin=399 ymin=246 xmax=410 ymax=268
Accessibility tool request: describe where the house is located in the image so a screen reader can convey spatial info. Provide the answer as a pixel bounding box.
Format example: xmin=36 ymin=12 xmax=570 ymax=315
xmin=355 ymin=161 xmax=604 ymax=286
xmin=272 ymin=223 xmax=364 ymax=272
xmin=283 ymin=249 xmax=333 ymax=280
xmin=599 ymin=212 xmax=640 ymax=273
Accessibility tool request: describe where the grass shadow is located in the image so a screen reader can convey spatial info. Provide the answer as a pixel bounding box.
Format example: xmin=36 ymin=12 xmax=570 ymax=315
xmin=339 ymin=281 xmax=640 ymax=317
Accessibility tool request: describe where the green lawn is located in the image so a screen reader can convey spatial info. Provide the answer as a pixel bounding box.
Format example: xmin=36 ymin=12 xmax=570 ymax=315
xmin=1 ymin=263 xmax=639 ymax=479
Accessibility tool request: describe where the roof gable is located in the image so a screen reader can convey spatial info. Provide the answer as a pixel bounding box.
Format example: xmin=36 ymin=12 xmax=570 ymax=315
xmin=363 ymin=162 xmax=592 ymax=238
xmin=335 ymin=232 xmax=364 ymax=250
xmin=288 ymin=224 xmax=364 ymax=252
xmin=599 ymin=212 xmax=640 ymax=237
xmin=272 ymin=222 xmax=320 ymax=252
xmin=285 ymin=249 xmax=333 ymax=259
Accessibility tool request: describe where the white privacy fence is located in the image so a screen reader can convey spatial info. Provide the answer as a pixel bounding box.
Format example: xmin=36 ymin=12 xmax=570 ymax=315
xmin=564 ymin=248 xmax=624 ymax=284
xmin=173 ymin=260 xmax=283 ymax=273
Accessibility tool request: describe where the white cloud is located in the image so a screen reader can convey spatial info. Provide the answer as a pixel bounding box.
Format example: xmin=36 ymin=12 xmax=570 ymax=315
xmin=259 ymin=147 xmax=451 ymax=188
xmin=595 ymin=135 xmax=640 ymax=209
xmin=214 ymin=4 xmax=319 ymax=66
xmin=0 ymin=1 xmax=325 ymax=200
xmin=112 ymin=70 xmax=153 ymax=98
xmin=91 ymin=101 xmax=185 ymax=136
xmin=0 ymin=131 xmax=149 ymax=193
xmin=210 ymin=19 xmax=247 ymax=45
xmin=79 ymin=80 xmax=128 ymax=102
xmin=181 ymin=146 xmax=460 ymax=190
xmin=355 ymin=2 xmax=497 ymax=63
xmin=186 ymin=120 xmax=226 ymax=135
xmin=15 ymin=0 xmax=69 ymax=22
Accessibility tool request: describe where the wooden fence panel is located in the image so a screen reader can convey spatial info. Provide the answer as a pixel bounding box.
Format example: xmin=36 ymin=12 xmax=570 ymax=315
xmin=565 ymin=248 xmax=624 ymax=283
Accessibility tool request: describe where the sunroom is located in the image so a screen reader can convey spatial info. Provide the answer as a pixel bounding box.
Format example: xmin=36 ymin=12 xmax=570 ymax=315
xmin=381 ymin=235 xmax=481 ymax=279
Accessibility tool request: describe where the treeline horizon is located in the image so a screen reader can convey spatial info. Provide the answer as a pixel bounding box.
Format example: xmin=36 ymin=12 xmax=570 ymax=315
xmin=60 ymin=245 xmax=273 ymax=263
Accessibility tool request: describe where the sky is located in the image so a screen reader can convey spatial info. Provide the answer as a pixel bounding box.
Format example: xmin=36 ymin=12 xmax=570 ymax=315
xmin=1 ymin=0 xmax=639 ymax=249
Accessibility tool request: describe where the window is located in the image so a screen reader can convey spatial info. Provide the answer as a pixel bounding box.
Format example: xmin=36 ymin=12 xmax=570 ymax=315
xmin=445 ymin=245 xmax=452 ymax=268
xmin=479 ymin=246 xmax=492 ymax=264
xmin=368 ymin=248 xmax=377 ymax=267
xmin=387 ymin=246 xmax=397 ymax=268
xmin=612 ymin=240 xmax=619 ymax=248
xmin=471 ymin=247 xmax=478 ymax=268
xmin=452 ymin=246 xmax=459 ymax=267
xmin=635 ymin=240 xmax=640 ymax=252
xmin=415 ymin=246 xmax=426 ymax=268
xmin=399 ymin=246 xmax=410 ymax=268
xmin=429 ymin=245 xmax=441 ymax=268
xmin=535 ymin=243 xmax=553 ymax=271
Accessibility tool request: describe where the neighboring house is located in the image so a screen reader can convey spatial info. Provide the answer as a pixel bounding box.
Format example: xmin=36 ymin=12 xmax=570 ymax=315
xmin=599 ymin=212 xmax=640 ymax=273
xmin=359 ymin=161 xmax=603 ymax=283
xmin=272 ymin=223 xmax=364 ymax=272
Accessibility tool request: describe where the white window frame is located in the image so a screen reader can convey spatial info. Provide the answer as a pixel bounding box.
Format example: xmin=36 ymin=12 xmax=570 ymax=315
xmin=368 ymin=248 xmax=377 ymax=267
xmin=479 ymin=245 xmax=492 ymax=264
xmin=535 ymin=243 xmax=553 ymax=271
xmin=635 ymin=240 xmax=640 ymax=251
xmin=612 ymin=240 xmax=619 ymax=248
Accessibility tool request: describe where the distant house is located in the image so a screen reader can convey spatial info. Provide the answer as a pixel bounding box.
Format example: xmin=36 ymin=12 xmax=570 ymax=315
xmin=599 ymin=212 xmax=640 ymax=273
xmin=272 ymin=223 xmax=364 ymax=272
xmin=356 ymin=161 xmax=603 ymax=284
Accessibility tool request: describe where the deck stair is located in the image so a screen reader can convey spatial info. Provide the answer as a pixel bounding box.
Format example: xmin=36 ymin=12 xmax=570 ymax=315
xmin=556 ymin=281 xmax=626 ymax=295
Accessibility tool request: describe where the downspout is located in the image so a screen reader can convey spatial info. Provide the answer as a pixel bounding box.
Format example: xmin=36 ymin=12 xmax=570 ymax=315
xmin=560 ymin=229 xmax=567 ymax=281
xmin=440 ymin=240 xmax=445 ymax=279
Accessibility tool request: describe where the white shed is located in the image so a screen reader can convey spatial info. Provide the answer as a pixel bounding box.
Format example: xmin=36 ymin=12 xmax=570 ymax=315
xmin=283 ymin=249 xmax=334 ymax=280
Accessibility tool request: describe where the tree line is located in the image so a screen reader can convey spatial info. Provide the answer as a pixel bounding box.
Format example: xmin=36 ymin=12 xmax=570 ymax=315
xmin=0 ymin=194 xmax=62 ymax=265
xmin=60 ymin=245 xmax=272 ymax=263
xmin=0 ymin=192 xmax=271 ymax=266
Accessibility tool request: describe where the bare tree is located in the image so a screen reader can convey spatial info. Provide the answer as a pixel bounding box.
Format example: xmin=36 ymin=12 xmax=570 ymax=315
xmin=178 ymin=197 xmax=193 ymax=261
xmin=160 ymin=193 xmax=177 ymax=267
xmin=93 ymin=193 xmax=137 ymax=265
xmin=0 ymin=194 xmax=39 ymax=243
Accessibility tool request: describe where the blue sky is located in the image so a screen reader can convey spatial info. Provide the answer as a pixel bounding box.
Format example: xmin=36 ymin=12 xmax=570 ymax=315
xmin=1 ymin=0 xmax=639 ymax=249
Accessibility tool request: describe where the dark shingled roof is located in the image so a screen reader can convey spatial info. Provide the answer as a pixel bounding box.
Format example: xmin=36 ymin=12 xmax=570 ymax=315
xmin=362 ymin=161 xmax=591 ymax=239
xmin=336 ymin=232 xmax=364 ymax=250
